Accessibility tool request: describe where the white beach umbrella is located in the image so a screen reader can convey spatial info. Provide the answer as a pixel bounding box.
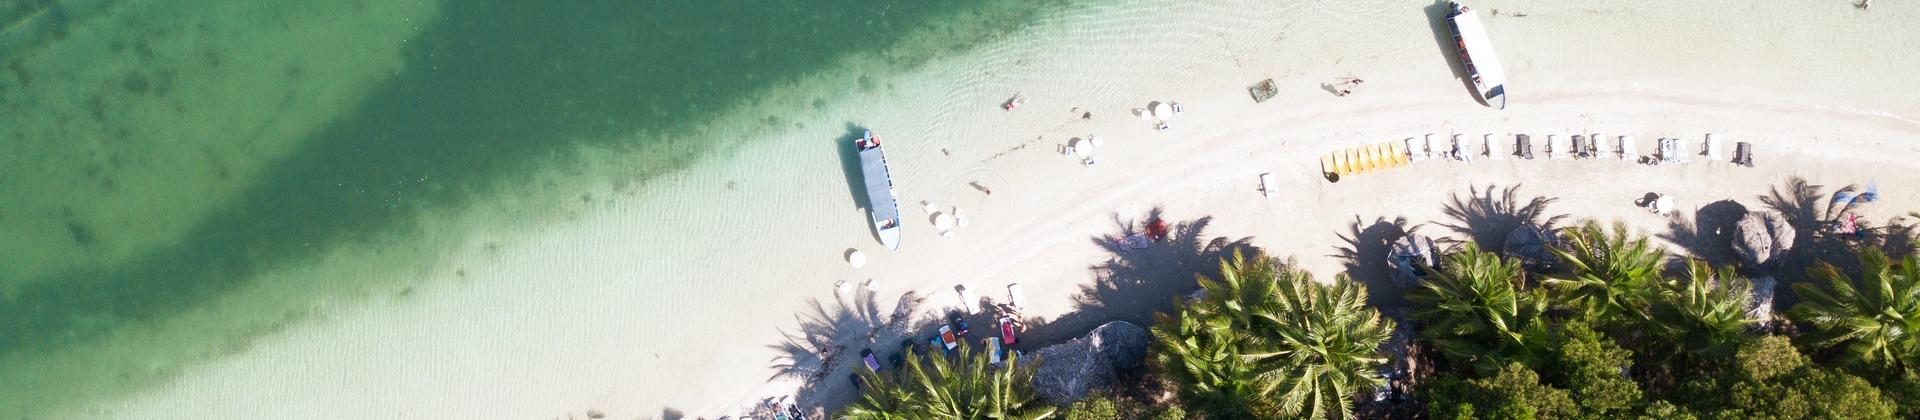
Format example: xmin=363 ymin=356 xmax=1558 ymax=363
xmin=933 ymin=212 xmax=955 ymax=231
xmin=846 ymin=249 xmax=867 ymax=268
xmin=1071 ymin=137 xmax=1096 ymax=157
xmin=1654 ymin=196 xmax=1676 ymax=216
xmin=1132 ymin=108 xmax=1153 ymax=120
xmin=1150 ymin=102 xmax=1172 ymax=120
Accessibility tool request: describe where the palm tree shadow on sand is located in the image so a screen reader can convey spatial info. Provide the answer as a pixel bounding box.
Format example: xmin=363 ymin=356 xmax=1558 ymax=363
xmin=1332 ymin=215 xmax=1417 ymax=310
xmin=767 ymin=289 xmax=925 ymax=413
xmin=1658 ymin=199 xmax=1749 ymax=273
xmin=1047 ymin=207 xmax=1253 ymax=346
xmin=1741 ymin=177 xmax=1920 ymax=306
xmin=1436 ymin=184 xmax=1567 ymax=252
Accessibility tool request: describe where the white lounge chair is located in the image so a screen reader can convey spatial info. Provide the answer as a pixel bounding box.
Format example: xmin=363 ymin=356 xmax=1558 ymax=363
xmin=1405 ymin=137 xmax=1426 ymax=162
xmin=1007 ymin=283 xmax=1028 ymax=311
xmin=1487 ymin=134 xmax=1505 ymax=160
xmin=1705 ymin=133 xmax=1724 ymax=161
xmin=1591 ymin=132 xmax=1611 ymax=159
xmin=1424 ymin=134 xmax=1441 ymax=161
xmin=1620 ymin=136 xmax=1638 ymax=161
xmin=1659 ymin=138 xmax=1691 ymax=164
xmin=955 ymin=285 xmax=979 ymax=314
xmin=1454 ymin=134 xmax=1474 ymax=163
xmin=1259 ymin=173 xmax=1275 ymax=197
xmin=1546 ymin=135 xmax=1564 ymax=159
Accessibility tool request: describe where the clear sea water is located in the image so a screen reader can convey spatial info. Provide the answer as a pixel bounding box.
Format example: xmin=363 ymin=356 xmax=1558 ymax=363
xmin=0 ymin=0 xmax=1062 ymax=415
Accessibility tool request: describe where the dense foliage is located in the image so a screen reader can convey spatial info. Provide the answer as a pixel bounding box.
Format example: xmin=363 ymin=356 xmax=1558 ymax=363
xmin=833 ymin=213 xmax=1920 ymax=419
xmin=1149 ymin=251 xmax=1393 ymax=419
xmin=841 ymin=343 xmax=1056 ymax=420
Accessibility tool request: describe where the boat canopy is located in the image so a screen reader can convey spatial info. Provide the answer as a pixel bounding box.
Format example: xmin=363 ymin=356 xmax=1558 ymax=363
xmin=1450 ymin=8 xmax=1507 ymax=102
xmin=860 ymin=146 xmax=900 ymax=224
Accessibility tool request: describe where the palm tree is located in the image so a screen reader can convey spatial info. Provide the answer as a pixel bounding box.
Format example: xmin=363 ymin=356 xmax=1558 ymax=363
xmin=1152 ymin=251 xmax=1395 ymax=419
xmin=841 ymin=344 xmax=1055 ymax=420
xmin=1407 ymin=243 xmax=1554 ymax=374
xmin=1151 ymin=307 xmax=1277 ymax=418
xmin=1545 ymin=220 xmax=1666 ymax=328
xmin=1644 ymin=259 xmax=1757 ymax=360
xmin=1264 ymin=271 xmax=1394 ymax=419
xmin=1789 ymin=248 xmax=1920 ymax=374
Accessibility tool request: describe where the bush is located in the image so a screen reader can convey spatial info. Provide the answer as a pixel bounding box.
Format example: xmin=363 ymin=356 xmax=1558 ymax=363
xmin=1424 ymin=363 xmax=1578 ymax=420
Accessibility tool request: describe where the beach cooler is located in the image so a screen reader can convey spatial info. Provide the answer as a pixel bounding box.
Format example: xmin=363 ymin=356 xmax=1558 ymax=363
xmin=999 ymin=316 xmax=1019 ymax=345
xmin=988 ymin=338 xmax=1004 ymax=365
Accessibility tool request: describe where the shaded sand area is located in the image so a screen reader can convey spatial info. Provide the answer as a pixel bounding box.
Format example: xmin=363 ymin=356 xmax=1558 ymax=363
xmin=5 ymin=0 xmax=1919 ymax=418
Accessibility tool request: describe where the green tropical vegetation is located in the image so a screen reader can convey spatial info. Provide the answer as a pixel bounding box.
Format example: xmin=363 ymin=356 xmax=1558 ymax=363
xmin=840 ymin=344 xmax=1056 ymax=420
xmin=1149 ymin=251 xmax=1393 ymax=419
xmin=840 ymin=210 xmax=1920 ymax=419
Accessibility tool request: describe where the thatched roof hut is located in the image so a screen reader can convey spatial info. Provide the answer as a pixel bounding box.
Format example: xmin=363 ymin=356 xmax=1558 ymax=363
xmin=1504 ymin=224 xmax=1562 ymax=273
xmin=1389 ymin=234 xmax=1439 ymax=289
xmin=1031 ymin=321 xmax=1150 ymax=404
xmin=1733 ymin=211 xmax=1795 ymax=269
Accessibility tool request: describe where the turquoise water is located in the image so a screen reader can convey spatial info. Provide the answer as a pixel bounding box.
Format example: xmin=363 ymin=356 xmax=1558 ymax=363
xmin=0 ymin=0 xmax=1064 ymax=414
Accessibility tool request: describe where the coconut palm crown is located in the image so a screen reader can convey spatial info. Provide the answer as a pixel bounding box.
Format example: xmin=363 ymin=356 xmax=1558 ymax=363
xmin=1408 ymin=243 xmax=1555 ymax=374
xmin=1152 ymin=250 xmax=1394 ymax=419
xmin=1788 ymin=248 xmax=1920 ymax=375
xmin=1645 ymin=259 xmax=1758 ymax=360
xmin=1544 ymin=220 xmax=1667 ymax=328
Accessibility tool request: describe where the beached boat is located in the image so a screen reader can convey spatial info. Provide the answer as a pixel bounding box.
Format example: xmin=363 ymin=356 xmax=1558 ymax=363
xmin=1446 ymin=2 xmax=1508 ymax=109
xmin=856 ymin=130 xmax=903 ymax=250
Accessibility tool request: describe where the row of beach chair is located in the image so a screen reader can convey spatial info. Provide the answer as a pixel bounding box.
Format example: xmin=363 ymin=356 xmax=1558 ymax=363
xmin=1319 ymin=133 xmax=1755 ymax=180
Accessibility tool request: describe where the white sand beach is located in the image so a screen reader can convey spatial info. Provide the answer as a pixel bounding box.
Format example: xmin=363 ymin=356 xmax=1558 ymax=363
xmin=31 ymin=0 xmax=1920 ymax=418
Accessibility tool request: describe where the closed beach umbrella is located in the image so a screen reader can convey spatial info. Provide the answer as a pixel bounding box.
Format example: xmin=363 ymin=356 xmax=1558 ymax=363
xmin=847 ymin=249 xmax=868 ymax=268
xmin=1334 ymin=151 xmax=1350 ymax=175
xmin=1151 ymin=102 xmax=1172 ymax=120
